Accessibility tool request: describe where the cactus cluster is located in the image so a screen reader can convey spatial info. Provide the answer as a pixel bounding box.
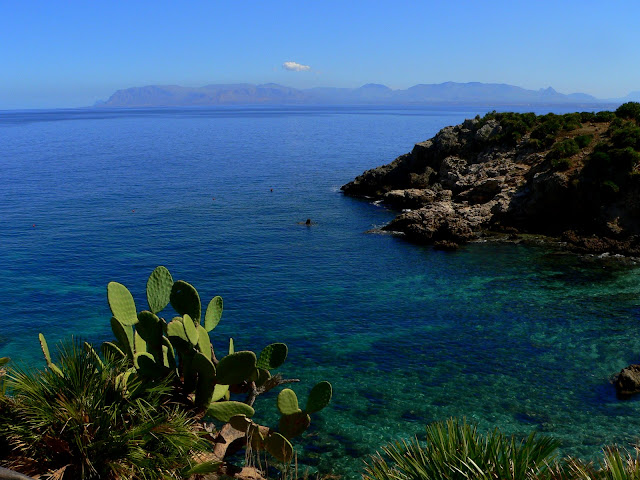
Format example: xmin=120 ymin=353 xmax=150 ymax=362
xmin=226 ymin=381 xmax=333 ymax=463
xmin=277 ymin=381 xmax=332 ymax=438
xmin=104 ymin=266 xmax=292 ymax=418
xmin=35 ymin=266 xmax=332 ymax=469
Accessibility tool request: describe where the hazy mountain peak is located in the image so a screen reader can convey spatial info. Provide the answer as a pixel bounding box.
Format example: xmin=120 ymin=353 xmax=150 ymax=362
xmin=100 ymin=81 xmax=609 ymax=107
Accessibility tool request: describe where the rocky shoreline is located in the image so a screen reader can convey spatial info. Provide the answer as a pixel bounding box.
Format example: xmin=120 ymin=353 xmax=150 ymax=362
xmin=342 ymin=111 xmax=640 ymax=256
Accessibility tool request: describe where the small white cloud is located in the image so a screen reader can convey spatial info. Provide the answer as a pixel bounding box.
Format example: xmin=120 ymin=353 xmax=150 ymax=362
xmin=282 ymin=61 xmax=311 ymax=72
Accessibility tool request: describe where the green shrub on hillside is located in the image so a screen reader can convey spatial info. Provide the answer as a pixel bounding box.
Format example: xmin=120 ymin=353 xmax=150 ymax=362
xmin=531 ymin=115 xmax=563 ymax=140
xmin=580 ymin=111 xmax=596 ymax=123
xmin=575 ymin=134 xmax=593 ymax=149
xmin=549 ymin=138 xmax=580 ymax=159
xmin=552 ymin=158 xmax=573 ymax=170
xmin=595 ymin=110 xmax=616 ymax=123
xmin=562 ymin=113 xmax=582 ymax=131
xmin=609 ymin=122 xmax=640 ymax=149
xmin=615 ymin=102 xmax=640 ymax=122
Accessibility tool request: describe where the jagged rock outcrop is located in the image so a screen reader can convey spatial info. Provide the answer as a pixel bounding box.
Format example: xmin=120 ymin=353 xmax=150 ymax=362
xmin=341 ymin=114 xmax=640 ymax=254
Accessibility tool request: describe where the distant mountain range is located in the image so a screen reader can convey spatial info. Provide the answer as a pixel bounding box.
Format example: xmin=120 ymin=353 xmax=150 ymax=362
xmin=98 ymin=82 xmax=627 ymax=107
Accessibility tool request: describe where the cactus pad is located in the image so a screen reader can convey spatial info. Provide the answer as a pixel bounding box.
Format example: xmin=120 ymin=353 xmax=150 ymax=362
xmin=170 ymin=280 xmax=201 ymax=323
xmin=279 ymin=411 xmax=311 ymax=439
xmin=192 ymin=351 xmax=216 ymax=407
xmin=228 ymin=337 xmax=234 ymax=355
xmin=277 ymin=388 xmax=301 ymax=415
xmin=110 ymin=317 xmax=134 ymax=359
xmin=204 ymin=296 xmax=223 ymax=332
xmin=257 ymin=343 xmax=288 ymax=370
xmin=216 ymin=351 xmax=257 ymax=385
xmin=183 ymin=314 xmax=199 ymax=346
xmin=136 ymin=311 xmax=163 ymax=347
xmin=266 ymin=432 xmax=294 ymax=463
xmin=206 ymin=401 xmax=255 ymax=422
xmin=305 ymin=381 xmax=333 ymax=413
xmin=229 ymin=414 xmax=252 ymax=432
xmin=107 ymin=282 xmax=138 ymax=325
xmin=211 ymin=383 xmax=230 ymax=402
xmin=196 ymin=325 xmax=211 ymax=359
xmin=167 ymin=317 xmax=190 ymax=352
xmin=135 ymin=352 xmax=165 ymax=379
xmin=146 ymin=266 xmax=173 ymax=313
xmin=134 ymin=331 xmax=147 ymax=354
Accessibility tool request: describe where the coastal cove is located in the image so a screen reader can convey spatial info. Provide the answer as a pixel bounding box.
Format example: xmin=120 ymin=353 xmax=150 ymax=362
xmin=2 ymin=105 xmax=640 ymax=478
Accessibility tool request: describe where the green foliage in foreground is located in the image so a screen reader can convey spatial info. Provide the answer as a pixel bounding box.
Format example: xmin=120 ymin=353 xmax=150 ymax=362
xmin=363 ymin=418 xmax=558 ymax=480
xmin=5 ymin=266 xmax=332 ymax=478
xmin=363 ymin=418 xmax=640 ymax=480
xmin=2 ymin=341 xmax=214 ymax=480
xmin=101 ymin=266 xmax=331 ymax=464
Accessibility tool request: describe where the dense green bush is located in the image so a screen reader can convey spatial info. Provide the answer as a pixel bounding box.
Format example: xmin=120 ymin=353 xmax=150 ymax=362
xmin=363 ymin=418 xmax=558 ymax=480
xmin=363 ymin=418 xmax=640 ymax=480
xmin=575 ymin=134 xmax=593 ymax=149
xmin=594 ymin=110 xmax=616 ymax=123
xmin=531 ymin=115 xmax=563 ymax=140
xmin=562 ymin=113 xmax=582 ymax=131
xmin=615 ymin=102 xmax=640 ymax=122
xmin=580 ymin=111 xmax=596 ymax=123
xmin=609 ymin=122 xmax=640 ymax=149
xmin=549 ymin=138 xmax=580 ymax=159
xmin=3 ymin=341 xmax=212 ymax=479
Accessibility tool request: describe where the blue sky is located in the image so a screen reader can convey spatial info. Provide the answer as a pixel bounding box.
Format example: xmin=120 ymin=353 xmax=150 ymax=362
xmin=2 ymin=1 xmax=639 ymax=109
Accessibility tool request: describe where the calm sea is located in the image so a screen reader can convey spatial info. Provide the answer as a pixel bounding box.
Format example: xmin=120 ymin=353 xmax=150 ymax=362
xmin=2 ymin=105 xmax=640 ymax=477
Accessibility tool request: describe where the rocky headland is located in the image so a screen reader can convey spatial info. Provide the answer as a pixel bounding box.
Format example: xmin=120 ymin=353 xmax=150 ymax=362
xmin=342 ymin=105 xmax=640 ymax=255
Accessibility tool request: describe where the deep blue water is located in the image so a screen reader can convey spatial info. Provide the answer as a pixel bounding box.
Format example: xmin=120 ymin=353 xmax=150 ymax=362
xmin=2 ymin=105 xmax=640 ymax=477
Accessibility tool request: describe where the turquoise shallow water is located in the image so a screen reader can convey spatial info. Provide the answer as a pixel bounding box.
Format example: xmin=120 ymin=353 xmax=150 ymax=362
xmin=1 ymin=105 xmax=640 ymax=477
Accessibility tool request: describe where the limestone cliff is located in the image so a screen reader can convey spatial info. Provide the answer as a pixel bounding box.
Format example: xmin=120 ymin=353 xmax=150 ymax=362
xmin=342 ymin=108 xmax=640 ymax=255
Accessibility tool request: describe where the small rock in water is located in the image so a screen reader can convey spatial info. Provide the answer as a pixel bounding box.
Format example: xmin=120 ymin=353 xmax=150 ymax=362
xmin=614 ymin=364 xmax=640 ymax=398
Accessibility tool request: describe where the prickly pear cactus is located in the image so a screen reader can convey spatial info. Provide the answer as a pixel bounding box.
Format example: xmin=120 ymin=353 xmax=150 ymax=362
xmin=146 ymin=266 xmax=173 ymax=313
xmin=306 ymin=381 xmax=333 ymax=413
xmin=276 ymin=382 xmax=333 ymax=438
xmin=277 ymin=388 xmax=301 ymax=415
xmin=170 ymin=280 xmax=201 ymax=323
xmin=216 ymin=351 xmax=257 ymax=385
xmin=204 ymin=296 xmax=223 ymax=332
xmin=206 ymin=401 xmax=255 ymax=422
xmin=107 ymin=282 xmax=138 ymax=325
xmin=100 ymin=266 xmax=331 ymax=472
xmin=257 ymin=343 xmax=288 ymax=370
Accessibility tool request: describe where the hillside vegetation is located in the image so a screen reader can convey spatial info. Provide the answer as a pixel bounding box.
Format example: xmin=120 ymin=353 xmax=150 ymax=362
xmin=342 ymin=103 xmax=640 ymax=255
